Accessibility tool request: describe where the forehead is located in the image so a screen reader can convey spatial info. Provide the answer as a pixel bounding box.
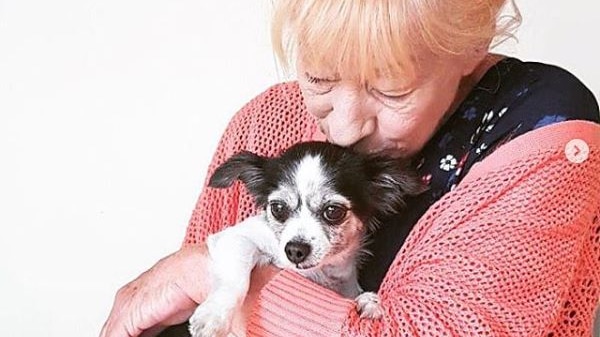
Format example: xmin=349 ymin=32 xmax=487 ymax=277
xmin=293 ymin=155 xmax=325 ymax=193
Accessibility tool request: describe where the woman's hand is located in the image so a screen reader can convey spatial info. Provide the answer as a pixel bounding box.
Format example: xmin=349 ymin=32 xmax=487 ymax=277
xmin=99 ymin=244 xmax=211 ymax=337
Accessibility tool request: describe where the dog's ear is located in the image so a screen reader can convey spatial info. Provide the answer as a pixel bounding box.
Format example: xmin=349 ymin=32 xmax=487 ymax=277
xmin=366 ymin=157 xmax=427 ymax=215
xmin=208 ymin=151 xmax=269 ymax=197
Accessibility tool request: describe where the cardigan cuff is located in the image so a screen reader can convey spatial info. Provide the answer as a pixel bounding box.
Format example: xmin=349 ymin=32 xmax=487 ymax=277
xmin=247 ymin=270 xmax=355 ymax=337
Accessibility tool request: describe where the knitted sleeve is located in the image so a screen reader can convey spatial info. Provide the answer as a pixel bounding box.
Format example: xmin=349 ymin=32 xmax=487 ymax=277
xmin=183 ymin=82 xmax=317 ymax=246
xmin=247 ymin=121 xmax=600 ymax=336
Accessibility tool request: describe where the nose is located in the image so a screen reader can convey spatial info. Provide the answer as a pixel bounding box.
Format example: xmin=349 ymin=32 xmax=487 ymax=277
xmin=284 ymin=241 xmax=312 ymax=264
xmin=326 ymin=89 xmax=376 ymax=147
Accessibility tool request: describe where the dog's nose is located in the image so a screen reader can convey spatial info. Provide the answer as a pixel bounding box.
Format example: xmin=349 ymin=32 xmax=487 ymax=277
xmin=285 ymin=241 xmax=311 ymax=264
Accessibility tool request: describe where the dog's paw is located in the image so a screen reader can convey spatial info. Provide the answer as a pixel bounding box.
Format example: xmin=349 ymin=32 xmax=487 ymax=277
xmin=188 ymin=301 xmax=232 ymax=337
xmin=355 ymin=291 xmax=383 ymax=319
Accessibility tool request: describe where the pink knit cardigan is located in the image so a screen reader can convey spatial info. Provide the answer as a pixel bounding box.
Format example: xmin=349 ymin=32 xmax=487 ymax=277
xmin=183 ymin=82 xmax=600 ymax=336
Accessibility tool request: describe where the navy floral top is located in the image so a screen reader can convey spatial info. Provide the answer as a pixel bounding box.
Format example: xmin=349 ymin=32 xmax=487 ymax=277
xmin=360 ymin=57 xmax=600 ymax=291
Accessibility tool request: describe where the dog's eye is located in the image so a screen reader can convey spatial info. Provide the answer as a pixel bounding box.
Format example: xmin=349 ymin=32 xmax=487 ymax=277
xmin=322 ymin=205 xmax=347 ymax=224
xmin=269 ymin=201 xmax=290 ymax=222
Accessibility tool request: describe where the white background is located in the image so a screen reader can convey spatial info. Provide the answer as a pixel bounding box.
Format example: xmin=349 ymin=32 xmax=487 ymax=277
xmin=0 ymin=1 xmax=598 ymax=336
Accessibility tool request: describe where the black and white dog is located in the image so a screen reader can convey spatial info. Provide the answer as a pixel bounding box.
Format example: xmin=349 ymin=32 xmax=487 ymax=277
xmin=188 ymin=141 xmax=424 ymax=337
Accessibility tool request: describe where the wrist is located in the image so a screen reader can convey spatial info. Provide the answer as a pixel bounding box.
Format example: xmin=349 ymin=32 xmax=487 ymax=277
xmin=174 ymin=243 xmax=211 ymax=304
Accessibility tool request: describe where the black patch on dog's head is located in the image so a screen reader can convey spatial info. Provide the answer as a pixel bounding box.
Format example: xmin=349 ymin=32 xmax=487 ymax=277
xmin=289 ymin=142 xmax=425 ymax=229
xmin=209 ymin=141 xmax=426 ymax=224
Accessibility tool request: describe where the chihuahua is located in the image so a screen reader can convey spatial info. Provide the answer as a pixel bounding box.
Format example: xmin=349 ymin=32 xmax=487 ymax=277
xmin=188 ymin=141 xmax=423 ymax=337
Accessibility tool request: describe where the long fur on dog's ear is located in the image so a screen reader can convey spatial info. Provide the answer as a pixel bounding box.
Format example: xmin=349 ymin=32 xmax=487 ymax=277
xmin=366 ymin=156 xmax=427 ymax=216
xmin=209 ymin=151 xmax=268 ymax=192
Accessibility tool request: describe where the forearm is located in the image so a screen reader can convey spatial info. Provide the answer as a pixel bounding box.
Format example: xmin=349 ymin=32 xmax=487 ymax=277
xmin=246 ymin=216 xmax=585 ymax=337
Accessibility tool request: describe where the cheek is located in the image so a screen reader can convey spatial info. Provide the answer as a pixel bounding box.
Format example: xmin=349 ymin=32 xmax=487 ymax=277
xmin=300 ymin=89 xmax=332 ymax=119
xmin=328 ymin=216 xmax=364 ymax=249
xmin=377 ymin=93 xmax=452 ymax=153
xmin=380 ymin=107 xmax=436 ymax=136
xmin=376 ymin=107 xmax=429 ymax=151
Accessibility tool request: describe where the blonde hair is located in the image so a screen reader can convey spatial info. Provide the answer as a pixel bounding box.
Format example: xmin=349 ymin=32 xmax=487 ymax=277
xmin=271 ymin=0 xmax=521 ymax=81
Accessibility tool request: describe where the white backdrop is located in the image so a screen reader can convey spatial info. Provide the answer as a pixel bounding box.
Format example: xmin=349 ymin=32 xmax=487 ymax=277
xmin=0 ymin=1 xmax=598 ymax=336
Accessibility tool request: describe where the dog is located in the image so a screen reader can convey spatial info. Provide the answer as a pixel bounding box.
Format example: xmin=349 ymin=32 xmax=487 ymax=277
xmin=188 ymin=141 xmax=424 ymax=337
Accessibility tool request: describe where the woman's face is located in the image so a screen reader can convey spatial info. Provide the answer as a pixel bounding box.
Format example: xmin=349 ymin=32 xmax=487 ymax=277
xmin=298 ymin=57 xmax=474 ymax=159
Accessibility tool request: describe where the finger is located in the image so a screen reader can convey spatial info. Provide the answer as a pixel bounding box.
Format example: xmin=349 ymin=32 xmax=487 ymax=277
xmin=100 ymin=308 xmax=144 ymax=337
xmin=100 ymin=284 xmax=179 ymax=337
xmin=100 ymin=289 xmax=138 ymax=337
xmin=139 ymin=325 xmax=166 ymax=337
xmin=141 ymin=282 xmax=198 ymax=329
xmin=100 ymin=311 xmax=138 ymax=337
xmin=100 ymin=320 xmax=133 ymax=337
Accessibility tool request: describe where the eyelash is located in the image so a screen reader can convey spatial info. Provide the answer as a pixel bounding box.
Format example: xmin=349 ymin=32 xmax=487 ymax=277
xmin=305 ymin=73 xmax=335 ymax=85
xmin=371 ymin=87 xmax=412 ymax=101
xmin=306 ymin=74 xmax=321 ymax=84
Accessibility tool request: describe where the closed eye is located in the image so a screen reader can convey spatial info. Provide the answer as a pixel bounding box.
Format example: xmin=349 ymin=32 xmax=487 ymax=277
xmin=371 ymin=87 xmax=413 ymax=100
xmin=304 ymin=72 xmax=338 ymax=85
xmin=306 ymin=73 xmax=325 ymax=84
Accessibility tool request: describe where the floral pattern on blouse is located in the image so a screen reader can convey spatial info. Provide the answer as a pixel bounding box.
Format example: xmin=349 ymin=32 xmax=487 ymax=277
xmin=359 ymin=56 xmax=600 ymax=292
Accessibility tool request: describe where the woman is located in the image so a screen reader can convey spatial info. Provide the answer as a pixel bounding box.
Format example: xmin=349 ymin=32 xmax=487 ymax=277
xmin=100 ymin=1 xmax=600 ymax=336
